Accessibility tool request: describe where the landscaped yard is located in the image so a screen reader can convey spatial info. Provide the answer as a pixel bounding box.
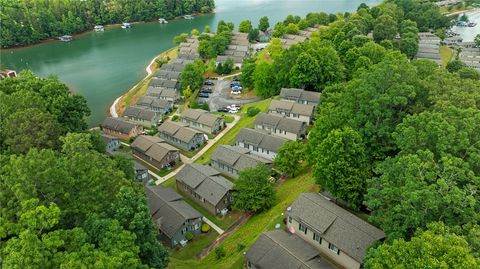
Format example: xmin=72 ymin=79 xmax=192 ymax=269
xmin=166 ymin=168 xmax=318 ymax=269
xmin=161 ymin=177 xmax=243 ymax=230
xmin=195 ymin=98 xmax=272 ymax=164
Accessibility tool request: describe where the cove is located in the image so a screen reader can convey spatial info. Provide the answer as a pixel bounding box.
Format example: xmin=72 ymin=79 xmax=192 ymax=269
xmin=0 ymin=0 xmax=381 ymax=126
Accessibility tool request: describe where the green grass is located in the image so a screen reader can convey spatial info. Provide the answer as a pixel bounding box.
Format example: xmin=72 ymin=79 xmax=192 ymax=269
xmin=161 ymin=177 xmax=242 ymax=230
xmin=439 ymin=45 xmax=455 ymax=67
xmin=180 ymin=143 xmax=207 ymax=158
xmin=195 ymin=98 xmax=272 ymax=164
xmin=170 ymin=230 xmax=219 ymax=260
xmin=167 ymin=168 xmax=318 ymax=269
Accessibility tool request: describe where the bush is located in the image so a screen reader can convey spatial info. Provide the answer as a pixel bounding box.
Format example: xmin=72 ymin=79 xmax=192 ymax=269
xmin=201 ymin=223 xmax=211 ymax=233
xmin=224 ymin=115 xmax=234 ymax=123
xmin=237 ymin=243 xmax=245 ymax=252
xmin=185 ymin=232 xmax=194 ymax=241
xmin=215 ymin=246 xmax=226 ymax=260
xmin=172 ymin=115 xmax=180 ymax=122
xmin=247 ymin=107 xmax=260 ymax=117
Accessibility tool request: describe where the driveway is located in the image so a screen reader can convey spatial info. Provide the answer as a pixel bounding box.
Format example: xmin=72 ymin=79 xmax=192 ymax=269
xmin=200 ymin=79 xmax=260 ymax=111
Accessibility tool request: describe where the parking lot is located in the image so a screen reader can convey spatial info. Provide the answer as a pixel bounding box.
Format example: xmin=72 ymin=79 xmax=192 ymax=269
xmin=197 ymin=79 xmax=260 ymax=112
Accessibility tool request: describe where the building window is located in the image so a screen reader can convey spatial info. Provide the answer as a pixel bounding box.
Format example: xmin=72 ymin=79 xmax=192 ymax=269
xmin=328 ymin=243 xmax=340 ymax=255
xmin=299 ymin=223 xmax=307 ymax=234
xmin=313 ymin=233 xmax=322 ymax=244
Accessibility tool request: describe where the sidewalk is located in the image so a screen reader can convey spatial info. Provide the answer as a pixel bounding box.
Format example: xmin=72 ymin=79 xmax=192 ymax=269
xmin=202 ymin=217 xmax=225 ymax=235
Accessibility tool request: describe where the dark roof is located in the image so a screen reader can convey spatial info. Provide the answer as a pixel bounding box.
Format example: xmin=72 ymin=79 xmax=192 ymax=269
xmin=289 ymin=193 xmax=385 ymax=262
xmin=236 ymin=128 xmax=287 ymax=153
xmin=211 ymin=145 xmax=271 ymax=171
xmin=137 ymin=96 xmax=172 ymax=110
xmin=102 ymin=117 xmax=139 ymax=134
xmin=150 ymin=78 xmax=179 ymax=89
xmin=255 ymin=113 xmax=306 ymax=135
xmin=100 ymin=133 xmax=118 ymax=143
xmin=159 ymin=63 xmax=186 ymax=72
xmin=280 ymin=88 xmax=321 ymax=104
xmin=123 ymin=106 xmax=156 ymax=121
xmin=158 ymin=121 xmax=204 ymax=144
xmin=182 ymin=108 xmax=223 ymax=128
xmin=176 ymin=164 xmax=234 ymax=206
xmin=144 ymin=185 xmax=202 ymax=238
xmin=246 ymin=230 xmax=335 ymax=269
xmin=146 ymin=87 xmax=178 ymax=99
xmin=269 ymin=100 xmax=315 ymax=117
xmin=153 ymin=70 xmax=181 ymax=80
xmin=131 ymin=135 xmax=178 ymax=163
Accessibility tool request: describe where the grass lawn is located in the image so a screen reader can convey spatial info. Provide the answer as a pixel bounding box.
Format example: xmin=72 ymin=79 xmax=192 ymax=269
xmin=195 ymin=98 xmax=272 ymax=164
xmin=180 ymin=144 xmax=206 ymax=158
xmin=170 ymin=230 xmax=219 ymax=261
xmin=439 ymin=45 xmax=455 ymax=67
xmin=161 ymin=177 xmax=243 ymax=230
xmin=166 ymin=168 xmax=318 ymax=269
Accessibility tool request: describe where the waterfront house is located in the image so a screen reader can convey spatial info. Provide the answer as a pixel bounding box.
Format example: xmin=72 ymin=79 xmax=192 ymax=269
xmin=210 ymin=145 xmax=272 ymax=179
xmin=235 ymin=128 xmax=288 ymax=160
xmin=280 ymin=88 xmax=321 ymax=106
xmin=136 ymin=96 xmax=173 ymax=115
xmin=101 ymin=117 xmax=143 ymax=140
xmin=245 ymin=230 xmax=335 ymax=269
xmin=171 ymin=58 xmax=195 ymax=66
xmin=144 ymin=185 xmax=202 ymax=247
xmin=146 ymin=87 xmax=179 ymax=102
xmin=134 ymin=162 xmax=150 ymax=183
xmin=153 ymin=70 xmax=181 ymax=81
xmin=254 ymin=113 xmax=307 ymax=141
xmin=100 ymin=133 xmax=120 ymax=153
xmin=160 ymin=63 xmax=186 ymax=73
xmin=176 ymin=164 xmax=234 ymax=215
xmin=150 ymin=78 xmax=179 ymax=91
xmin=122 ymin=106 xmax=162 ymax=128
xmin=287 ymin=193 xmax=385 ymax=269
xmin=181 ymin=108 xmax=225 ymax=135
xmin=131 ymin=135 xmax=180 ymax=170
xmin=0 ymin=69 xmax=17 ymax=79
xmin=158 ymin=121 xmax=206 ymax=151
xmin=268 ymin=99 xmax=315 ymax=124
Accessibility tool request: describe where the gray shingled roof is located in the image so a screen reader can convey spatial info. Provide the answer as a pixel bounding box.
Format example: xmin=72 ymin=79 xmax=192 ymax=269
xmin=158 ymin=121 xmax=204 ymax=144
xmin=100 ymin=133 xmax=118 ymax=143
xmin=131 ymin=135 xmax=178 ymax=163
xmin=150 ymin=78 xmax=178 ymax=89
xmin=176 ymin=164 xmax=234 ymax=206
xmin=211 ymin=145 xmax=271 ymax=171
xmin=269 ymin=100 xmax=315 ymax=117
xmin=159 ymin=63 xmax=185 ymax=72
xmin=154 ymin=70 xmax=181 ymax=80
xmin=246 ymin=230 xmax=335 ymax=269
xmin=236 ymin=128 xmax=287 ymax=153
xmin=289 ymin=193 xmax=385 ymax=262
xmin=280 ymin=88 xmax=321 ymax=104
xmin=144 ymin=185 xmax=202 ymax=238
xmin=182 ymin=108 xmax=222 ymax=127
xmin=146 ymin=87 xmax=178 ymax=99
xmin=137 ymin=96 xmax=172 ymax=110
xmin=123 ymin=106 xmax=156 ymax=121
xmin=102 ymin=117 xmax=138 ymax=134
xmin=255 ymin=113 xmax=306 ymax=135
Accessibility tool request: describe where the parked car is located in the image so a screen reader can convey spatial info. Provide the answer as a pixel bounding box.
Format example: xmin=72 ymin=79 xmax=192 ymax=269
xmin=227 ymin=104 xmax=241 ymax=110
xmin=198 ymin=92 xmax=209 ymax=98
xmin=201 ymin=87 xmax=212 ymax=93
xmin=228 ymin=107 xmax=239 ymax=113
xmin=217 ymin=107 xmax=229 ymax=112
xmin=230 ymin=81 xmax=241 ymax=87
xmin=230 ymin=89 xmax=241 ymax=95
xmin=204 ymin=80 xmax=214 ymax=86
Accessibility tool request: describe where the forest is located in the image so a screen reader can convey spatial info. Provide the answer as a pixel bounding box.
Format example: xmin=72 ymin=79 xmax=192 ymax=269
xmin=0 ymin=72 xmax=170 ymax=268
xmin=0 ymin=0 xmax=215 ymax=48
xmin=241 ymin=0 xmax=480 ymax=266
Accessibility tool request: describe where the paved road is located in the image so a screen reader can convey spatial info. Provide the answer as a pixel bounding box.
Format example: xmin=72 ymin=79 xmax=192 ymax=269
xmin=201 ymin=78 xmax=259 ymax=112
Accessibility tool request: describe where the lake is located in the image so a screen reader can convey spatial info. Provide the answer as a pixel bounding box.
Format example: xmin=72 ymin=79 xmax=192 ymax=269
xmin=0 ymin=0 xmax=381 ymax=126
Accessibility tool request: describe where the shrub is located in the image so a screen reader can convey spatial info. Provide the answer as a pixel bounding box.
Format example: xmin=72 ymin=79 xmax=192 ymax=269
xmin=201 ymin=223 xmax=211 ymax=233
xmin=237 ymin=243 xmax=245 ymax=252
xmin=172 ymin=115 xmax=180 ymax=122
xmin=247 ymin=106 xmax=260 ymax=117
xmin=224 ymin=115 xmax=234 ymax=123
xmin=215 ymin=246 xmax=226 ymax=260
xmin=185 ymin=232 xmax=194 ymax=241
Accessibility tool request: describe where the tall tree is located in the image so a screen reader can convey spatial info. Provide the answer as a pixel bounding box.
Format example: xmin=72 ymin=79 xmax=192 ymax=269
xmin=273 ymin=141 xmax=306 ymax=177
xmin=372 ymin=15 xmax=397 ymax=42
xmin=238 ymin=20 xmax=253 ymax=33
xmin=258 ymin=16 xmax=270 ymax=32
xmin=233 ymin=165 xmax=275 ymax=213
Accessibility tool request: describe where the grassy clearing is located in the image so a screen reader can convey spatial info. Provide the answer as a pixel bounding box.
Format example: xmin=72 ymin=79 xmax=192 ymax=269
xmin=161 ymin=177 xmax=243 ymax=230
xmin=170 ymin=230 xmax=219 ymax=261
xmin=167 ymin=168 xmax=318 ymax=269
xmin=439 ymin=45 xmax=455 ymax=67
xmin=195 ymin=98 xmax=272 ymax=164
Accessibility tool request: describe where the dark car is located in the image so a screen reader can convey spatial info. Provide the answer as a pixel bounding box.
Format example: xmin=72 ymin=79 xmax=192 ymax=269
xmin=198 ymin=92 xmax=209 ymax=98
xmin=217 ymin=107 xmax=229 ymax=112
xmin=204 ymin=80 xmax=214 ymax=86
xmin=230 ymin=82 xmax=241 ymax=87
xmin=201 ymin=87 xmax=212 ymax=93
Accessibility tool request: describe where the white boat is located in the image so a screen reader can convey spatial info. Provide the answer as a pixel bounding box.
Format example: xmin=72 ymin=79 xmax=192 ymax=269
xmin=183 ymin=15 xmax=194 ymax=20
xmin=58 ymin=35 xmax=73 ymax=42
xmin=121 ymin=22 xmax=131 ymax=29
xmin=94 ymin=25 xmax=104 ymax=32
xmin=158 ymin=18 xmax=168 ymax=24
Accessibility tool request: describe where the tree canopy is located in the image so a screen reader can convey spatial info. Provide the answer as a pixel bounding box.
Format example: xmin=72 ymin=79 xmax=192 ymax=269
xmin=233 ymin=165 xmax=276 ymax=213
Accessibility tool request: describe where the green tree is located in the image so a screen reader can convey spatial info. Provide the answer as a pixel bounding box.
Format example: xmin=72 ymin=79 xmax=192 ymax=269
xmin=285 ymin=23 xmax=299 ymax=35
xmin=273 ymin=141 xmax=306 ymax=177
xmin=372 ymin=15 xmax=397 ymax=42
xmin=173 ymin=33 xmax=189 ymax=44
xmin=233 ymin=165 xmax=275 ymax=213
xmin=253 ymin=61 xmax=276 ymax=98
xmin=248 ymin=28 xmax=260 ymax=42
xmin=365 ymin=223 xmax=480 ymax=268
xmin=267 ymin=37 xmax=283 ymax=59
xmin=204 ymin=25 xmax=211 ymax=33
xmin=447 ymin=60 xmax=467 ymax=73
xmin=180 ymin=61 xmax=205 ymax=91
xmin=313 ymin=128 xmax=370 ymax=208
xmin=240 ymin=57 xmax=256 ymax=90
xmin=475 ymin=34 xmax=480 ymax=48
xmin=258 ymin=16 xmax=270 ymax=32
xmin=399 ymin=37 xmax=418 ymax=58
xmin=191 ymin=28 xmax=200 ymax=36
xmin=238 ymin=20 xmax=253 ymax=33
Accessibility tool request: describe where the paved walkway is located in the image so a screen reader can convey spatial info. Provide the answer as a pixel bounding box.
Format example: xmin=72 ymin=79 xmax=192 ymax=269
xmin=154 ymin=114 xmax=240 ymax=185
xmin=202 ymin=217 xmax=225 ymax=235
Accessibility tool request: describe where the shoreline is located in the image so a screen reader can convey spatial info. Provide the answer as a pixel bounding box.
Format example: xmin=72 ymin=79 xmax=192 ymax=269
xmin=1 ymin=12 xmax=210 ymax=51
xmin=109 ymin=46 xmax=179 ymax=118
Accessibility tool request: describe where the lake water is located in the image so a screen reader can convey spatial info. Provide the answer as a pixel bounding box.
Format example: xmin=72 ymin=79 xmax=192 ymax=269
xmin=0 ymin=0 xmax=381 ymax=126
